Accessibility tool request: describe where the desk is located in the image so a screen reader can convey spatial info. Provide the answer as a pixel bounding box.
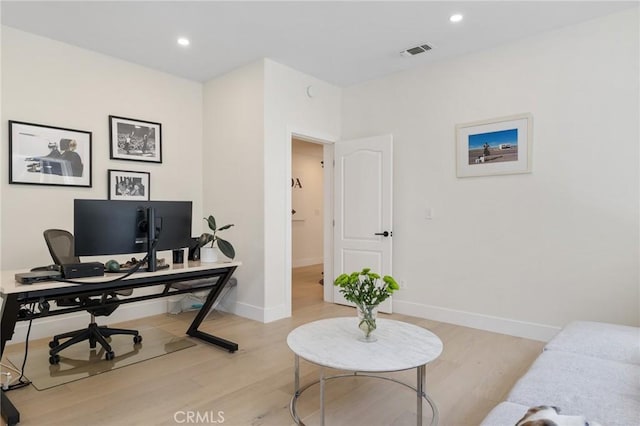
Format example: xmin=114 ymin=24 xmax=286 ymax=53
xmin=0 ymin=260 xmax=240 ymax=426
xmin=287 ymin=317 xmax=443 ymax=426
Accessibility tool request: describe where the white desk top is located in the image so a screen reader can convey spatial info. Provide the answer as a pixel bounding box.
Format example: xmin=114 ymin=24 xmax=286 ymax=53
xmin=1 ymin=260 xmax=241 ymax=295
xmin=287 ymin=317 xmax=443 ymax=372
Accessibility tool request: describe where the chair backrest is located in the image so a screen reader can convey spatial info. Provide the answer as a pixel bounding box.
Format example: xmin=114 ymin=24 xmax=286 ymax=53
xmin=43 ymin=229 xmax=80 ymax=265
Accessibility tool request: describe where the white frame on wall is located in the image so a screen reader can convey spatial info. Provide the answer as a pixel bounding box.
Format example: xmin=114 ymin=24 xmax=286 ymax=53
xmin=456 ymin=113 xmax=533 ymax=178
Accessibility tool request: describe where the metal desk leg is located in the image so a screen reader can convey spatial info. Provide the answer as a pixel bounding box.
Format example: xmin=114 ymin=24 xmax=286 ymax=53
xmin=1 ymin=294 xmax=20 ymax=426
xmin=1 ymin=390 xmax=19 ymax=426
xmin=417 ymin=365 xmax=425 ymax=426
xmin=320 ymin=367 xmax=325 ymax=426
xmin=186 ymin=267 xmax=239 ymax=352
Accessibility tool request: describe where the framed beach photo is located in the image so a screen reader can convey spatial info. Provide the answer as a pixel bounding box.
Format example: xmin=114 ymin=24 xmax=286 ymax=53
xmin=109 ymin=115 xmax=162 ymax=163
xmin=108 ymin=169 xmax=150 ymax=201
xmin=9 ymin=120 xmax=92 ymax=187
xmin=456 ymin=113 xmax=532 ymax=178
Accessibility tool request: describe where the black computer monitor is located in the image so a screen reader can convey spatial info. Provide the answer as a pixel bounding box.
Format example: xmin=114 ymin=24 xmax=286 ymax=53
xmin=74 ymin=200 xmax=193 ymax=272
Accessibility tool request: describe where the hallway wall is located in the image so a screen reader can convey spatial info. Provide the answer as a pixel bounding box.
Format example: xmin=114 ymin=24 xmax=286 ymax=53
xmin=292 ymin=139 xmax=324 ymax=267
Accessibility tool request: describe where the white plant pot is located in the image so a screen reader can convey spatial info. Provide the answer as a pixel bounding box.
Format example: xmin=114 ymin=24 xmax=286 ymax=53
xmin=200 ymin=246 xmax=219 ymax=263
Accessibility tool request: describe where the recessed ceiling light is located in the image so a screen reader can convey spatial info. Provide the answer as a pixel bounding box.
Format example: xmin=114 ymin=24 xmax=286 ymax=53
xmin=177 ymin=37 xmax=190 ymax=46
xmin=449 ymin=14 xmax=463 ymax=23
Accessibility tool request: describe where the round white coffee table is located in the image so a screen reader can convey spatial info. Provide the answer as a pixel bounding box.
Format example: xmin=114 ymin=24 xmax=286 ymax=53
xmin=287 ymin=317 xmax=443 ymax=426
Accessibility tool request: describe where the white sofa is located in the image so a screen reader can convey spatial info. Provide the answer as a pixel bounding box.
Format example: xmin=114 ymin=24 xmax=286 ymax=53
xmin=481 ymin=321 xmax=640 ymax=426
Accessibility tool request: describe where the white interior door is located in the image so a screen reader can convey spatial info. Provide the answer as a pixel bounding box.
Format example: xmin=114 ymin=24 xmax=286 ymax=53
xmin=333 ymin=134 xmax=393 ymax=313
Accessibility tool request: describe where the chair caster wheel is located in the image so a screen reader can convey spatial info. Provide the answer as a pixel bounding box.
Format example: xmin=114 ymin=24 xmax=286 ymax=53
xmin=49 ymin=340 xmax=59 ymax=348
xmin=105 ymin=351 xmax=115 ymax=361
xmin=49 ymin=354 xmax=60 ymax=365
xmin=133 ymin=335 xmax=142 ymax=344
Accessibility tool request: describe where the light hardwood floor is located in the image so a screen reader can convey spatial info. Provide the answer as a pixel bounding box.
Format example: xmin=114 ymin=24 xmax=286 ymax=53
xmin=2 ymin=265 xmax=543 ymax=425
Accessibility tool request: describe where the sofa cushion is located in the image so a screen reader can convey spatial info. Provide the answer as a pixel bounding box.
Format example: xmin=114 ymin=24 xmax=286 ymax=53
xmin=545 ymin=320 xmax=640 ymax=365
xmin=507 ymin=350 xmax=640 ymax=426
xmin=479 ymin=401 xmax=530 ymax=426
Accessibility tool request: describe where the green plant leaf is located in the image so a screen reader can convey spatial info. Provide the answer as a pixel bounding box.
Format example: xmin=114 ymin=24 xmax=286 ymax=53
xmin=217 ymin=224 xmax=234 ymax=231
xmin=333 ymin=268 xmax=398 ymax=306
xmin=383 ymin=275 xmax=400 ymax=291
xmin=216 ymin=238 xmax=235 ymax=259
xmin=205 ymin=215 xmax=216 ymax=231
xmin=334 ymin=274 xmax=349 ymax=286
xmin=199 ymin=233 xmax=214 ymax=247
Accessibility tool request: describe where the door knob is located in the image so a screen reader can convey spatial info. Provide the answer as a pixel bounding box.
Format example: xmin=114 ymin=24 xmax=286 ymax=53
xmin=374 ymin=231 xmax=391 ymax=237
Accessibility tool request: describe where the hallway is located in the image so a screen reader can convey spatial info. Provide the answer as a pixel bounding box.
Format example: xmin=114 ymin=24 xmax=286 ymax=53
xmin=292 ymin=263 xmax=324 ymax=312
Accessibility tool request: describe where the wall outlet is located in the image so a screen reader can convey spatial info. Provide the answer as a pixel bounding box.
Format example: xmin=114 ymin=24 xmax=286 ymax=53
xmin=400 ymin=280 xmax=407 ymax=289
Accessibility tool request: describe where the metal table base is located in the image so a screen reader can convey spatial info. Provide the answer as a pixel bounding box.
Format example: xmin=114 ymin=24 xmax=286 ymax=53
xmin=289 ymin=354 xmax=439 ymax=426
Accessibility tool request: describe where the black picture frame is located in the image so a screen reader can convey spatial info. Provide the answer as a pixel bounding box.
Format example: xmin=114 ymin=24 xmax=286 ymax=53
xmin=108 ymin=169 xmax=151 ymax=200
xmin=109 ymin=115 xmax=162 ymax=163
xmin=9 ymin=120 xmax=92 ymax=188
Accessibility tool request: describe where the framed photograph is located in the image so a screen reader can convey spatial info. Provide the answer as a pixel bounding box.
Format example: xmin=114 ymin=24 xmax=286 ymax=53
xmin=109 ymin=115 xmax=162 ymax=163
xmin=108 ymin=169 xmax=150 ymax=200
xmin=9 ymin=120 xmax=92 ymax=187
xmin=456 ymin=113 xmax=532 ymax=178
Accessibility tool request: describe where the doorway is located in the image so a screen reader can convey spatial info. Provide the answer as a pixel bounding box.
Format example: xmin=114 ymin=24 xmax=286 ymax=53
xmin=291 ymin=138 xmax=325 ymax=311
xmin=285 ymin=132 xmax=393 ymax=317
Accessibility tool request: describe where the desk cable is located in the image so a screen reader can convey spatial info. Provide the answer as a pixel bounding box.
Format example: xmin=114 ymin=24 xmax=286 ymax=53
xmin=3 ymin=240 xmax=160 ymax=391
xmin=0 ymin=362 xmax=19 ymax=390
xmin=51 ymin=239 xmax=158 ymax=285
xmin=2 ymin=303 xmax=35 ymax=392
xmin=2 ymin=259 xmax=147 ymax=392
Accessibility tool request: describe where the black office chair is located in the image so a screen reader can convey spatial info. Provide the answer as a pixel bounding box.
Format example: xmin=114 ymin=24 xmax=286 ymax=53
xmin=43 ymin=229 xmax=142 ymax=364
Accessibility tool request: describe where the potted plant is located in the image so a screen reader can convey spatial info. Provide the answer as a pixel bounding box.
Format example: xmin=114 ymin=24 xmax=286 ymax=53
xmin=198 ymin=215 xmax=235 ymax=262
xmin=334 ymin=268 xmax=399 ymax=341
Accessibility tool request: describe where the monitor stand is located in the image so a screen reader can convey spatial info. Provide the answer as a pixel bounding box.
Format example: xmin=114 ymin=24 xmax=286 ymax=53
xmin=146 ymin=206 xmax=158 ymax=272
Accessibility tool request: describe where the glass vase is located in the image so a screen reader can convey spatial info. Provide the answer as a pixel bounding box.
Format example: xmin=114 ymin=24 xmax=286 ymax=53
xmin=356 ymin=304 xmax=379 ymax=342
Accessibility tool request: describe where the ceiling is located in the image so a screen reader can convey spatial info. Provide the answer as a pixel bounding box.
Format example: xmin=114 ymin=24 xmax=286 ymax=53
xmin=1 ymin=1 xmax=636 ymax=87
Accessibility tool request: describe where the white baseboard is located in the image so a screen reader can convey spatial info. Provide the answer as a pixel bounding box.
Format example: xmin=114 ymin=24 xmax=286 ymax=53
xmin=263 ymin=304 xmax=288 ymax=323
xmin=225 ymin=301 xmax=264 ymax=322
xmin=223 ymin=301 xmax=288 ymax=323
xmin=7 ymin=300 xmax=168 ymax=344
xmin=9 ymin=295 xmax=557 ymax=347
xmin=292 ymin=257 xmax=323 ymax=268
xmin=393 ymin=300 xmax=560 ymax=342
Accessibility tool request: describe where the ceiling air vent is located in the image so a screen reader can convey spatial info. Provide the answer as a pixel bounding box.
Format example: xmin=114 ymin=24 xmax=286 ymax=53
xmin=401 ymin=43 xmax=433 ymax=57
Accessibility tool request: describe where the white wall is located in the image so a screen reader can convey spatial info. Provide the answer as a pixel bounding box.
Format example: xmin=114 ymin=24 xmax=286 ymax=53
xmin=263 ymin=59 xmax=341 ymax=320
xmin=1 ymin=26 xmax=204 ymax=340
xmin=202 ymin=60 xmax=341 ymax=322
xmin=292 ymin=139 xmax=324 ymax=267
xmin=341 ymin=9 xmax=639 ymax=340
xmin=202 ymin=60 xmax=266 ymax=319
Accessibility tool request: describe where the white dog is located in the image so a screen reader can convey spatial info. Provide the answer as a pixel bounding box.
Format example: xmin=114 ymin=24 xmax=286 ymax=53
xmin=515 ymin=405 xmax=602 ymax=426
